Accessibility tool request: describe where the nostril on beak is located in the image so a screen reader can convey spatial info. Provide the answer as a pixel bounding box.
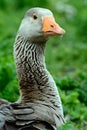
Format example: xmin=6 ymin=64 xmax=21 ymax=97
xmin=50 ymin=25 xmax=54 ymax=28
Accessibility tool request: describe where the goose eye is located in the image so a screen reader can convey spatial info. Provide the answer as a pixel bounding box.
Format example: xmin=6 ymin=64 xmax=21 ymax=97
xmin=33 ymin=14 xmax=38 ymax=20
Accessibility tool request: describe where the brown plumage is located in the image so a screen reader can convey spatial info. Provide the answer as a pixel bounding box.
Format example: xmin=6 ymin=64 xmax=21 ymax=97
xmin=0 ymin=7 xmax=65 ymax=130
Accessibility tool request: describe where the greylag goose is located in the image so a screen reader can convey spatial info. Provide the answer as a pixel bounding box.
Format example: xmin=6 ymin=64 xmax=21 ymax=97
xmin=0 ymin=7 xmax=65 ymax=130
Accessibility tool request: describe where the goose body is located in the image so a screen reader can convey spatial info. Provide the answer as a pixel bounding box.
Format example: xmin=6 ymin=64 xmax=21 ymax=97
xmin=0 ymin=7 xmax=65 ymax=130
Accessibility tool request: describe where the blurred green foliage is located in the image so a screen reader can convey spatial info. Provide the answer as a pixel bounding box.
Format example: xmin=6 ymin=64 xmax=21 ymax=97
xmin=0 ymin=0 xmax=87 ymax=129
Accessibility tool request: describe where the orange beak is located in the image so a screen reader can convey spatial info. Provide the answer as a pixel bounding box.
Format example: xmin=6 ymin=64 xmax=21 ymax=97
xmin=42 ymin=16 xmax=65 ymax=36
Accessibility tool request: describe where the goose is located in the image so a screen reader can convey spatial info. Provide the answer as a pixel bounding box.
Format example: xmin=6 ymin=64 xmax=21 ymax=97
xmin=0 ymin=7 xmax=65 ymax=130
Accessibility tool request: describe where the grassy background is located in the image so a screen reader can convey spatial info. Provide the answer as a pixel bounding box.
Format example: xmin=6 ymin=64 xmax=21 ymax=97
xmin=0 ymin=0 xmax=87 ymax=129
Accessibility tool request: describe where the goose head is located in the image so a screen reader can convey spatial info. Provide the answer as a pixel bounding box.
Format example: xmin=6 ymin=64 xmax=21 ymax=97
xmin=18 ymin=7 xmax=65 ymax=41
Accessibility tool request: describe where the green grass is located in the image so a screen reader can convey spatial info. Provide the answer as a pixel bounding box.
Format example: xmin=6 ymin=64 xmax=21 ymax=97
xmin=0 ymin=0 xmax=87 ymax=129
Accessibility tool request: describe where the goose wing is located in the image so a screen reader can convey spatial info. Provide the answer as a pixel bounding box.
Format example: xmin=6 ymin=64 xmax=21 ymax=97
xmin=0 ymin=101 xmax=55 ymax=130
